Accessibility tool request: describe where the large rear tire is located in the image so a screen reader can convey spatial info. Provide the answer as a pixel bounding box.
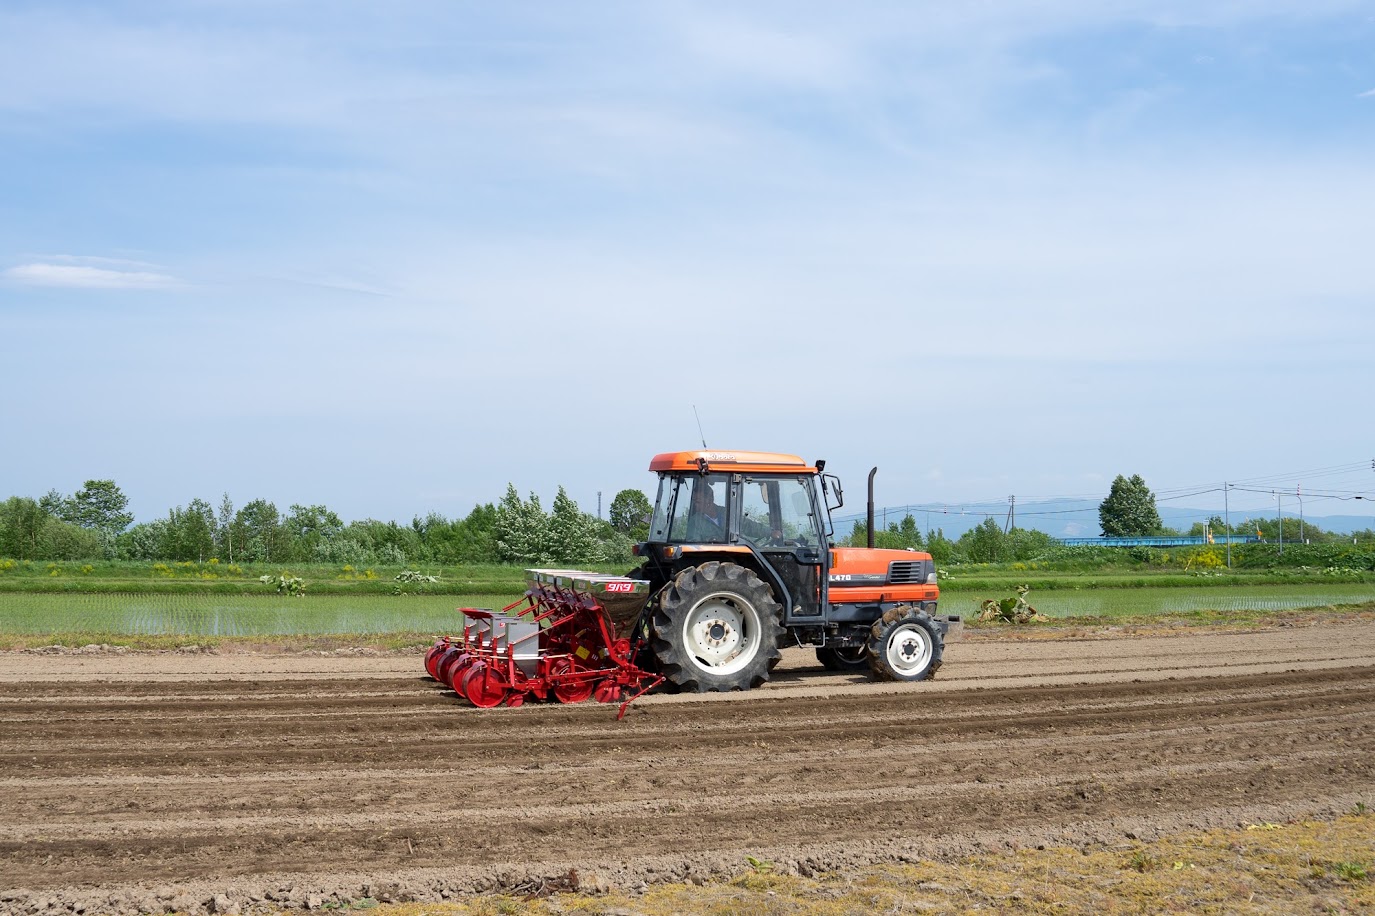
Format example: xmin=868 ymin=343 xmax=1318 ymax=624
xmin=867 ymin=606 xmax=943 ymax=682
xmin=652 ymin=561 xmax=784 ymax=692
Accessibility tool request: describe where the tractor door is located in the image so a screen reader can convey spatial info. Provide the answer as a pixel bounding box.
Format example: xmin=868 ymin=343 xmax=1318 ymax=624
xmin=736 ymin=475 xmax=827 ymax=622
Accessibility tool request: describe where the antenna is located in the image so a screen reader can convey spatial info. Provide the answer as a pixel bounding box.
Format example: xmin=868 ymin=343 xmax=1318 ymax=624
xmin=692 ymin=405 xmax=708 ymax=448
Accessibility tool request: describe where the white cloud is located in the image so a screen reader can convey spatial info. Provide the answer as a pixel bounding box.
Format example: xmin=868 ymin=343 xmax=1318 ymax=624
xmin=1359 ymin=88 xmax=1375 ymax=98
xmin=4 ymin=262 xmax=179 ymax=289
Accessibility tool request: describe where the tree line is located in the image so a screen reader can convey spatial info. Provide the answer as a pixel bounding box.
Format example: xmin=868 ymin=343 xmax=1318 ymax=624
xmin=0 ymin=480 xmax=653 ymax=566
xmin=3 ymin=475 xmax=1367 ymax=567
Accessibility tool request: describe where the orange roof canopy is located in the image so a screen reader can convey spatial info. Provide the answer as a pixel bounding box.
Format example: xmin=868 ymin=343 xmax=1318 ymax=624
xmin=648 ymin=450 xmax=816 ymax=474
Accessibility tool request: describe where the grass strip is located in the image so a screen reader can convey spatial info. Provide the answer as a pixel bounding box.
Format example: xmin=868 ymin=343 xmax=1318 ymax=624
xmin=288 ymin=809 xmax=1375 ymax=915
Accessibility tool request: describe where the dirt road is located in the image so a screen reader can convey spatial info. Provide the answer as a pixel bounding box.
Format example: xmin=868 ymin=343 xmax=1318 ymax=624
xmin=2 ymin=619 xmax=1373 ymax=914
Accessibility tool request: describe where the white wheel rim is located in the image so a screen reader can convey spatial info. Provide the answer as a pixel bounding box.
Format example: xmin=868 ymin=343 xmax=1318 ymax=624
xmin=885 ymin=623 xmax=932 ymax=675
xmin=682 ymin=591 xmax=760 ymax=676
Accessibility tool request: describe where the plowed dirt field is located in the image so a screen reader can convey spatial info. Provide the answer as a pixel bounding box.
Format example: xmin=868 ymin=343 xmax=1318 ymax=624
xmin=2 ymin=619 xmax=1373 ymax=914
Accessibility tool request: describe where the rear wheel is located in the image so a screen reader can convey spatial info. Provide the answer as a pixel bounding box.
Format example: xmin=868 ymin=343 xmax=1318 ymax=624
xmin=816 ymin=645 xmax=869 ymax=672
xmin=652 ymin=561 xmax=783 ymax=692
xmin=867 ymin=607 xmax=943 ymax=682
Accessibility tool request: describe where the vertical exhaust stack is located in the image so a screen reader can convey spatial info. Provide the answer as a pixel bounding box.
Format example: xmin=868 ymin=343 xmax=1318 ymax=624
xmin=867 ymin=467 xmax=878 ymax=549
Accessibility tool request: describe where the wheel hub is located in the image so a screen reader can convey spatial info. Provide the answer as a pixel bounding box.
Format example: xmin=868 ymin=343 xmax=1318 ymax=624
xmin=683 ymin=596 xmax=755 ymax=672
xmin=885 ymin=622 xmax=932 ymax=674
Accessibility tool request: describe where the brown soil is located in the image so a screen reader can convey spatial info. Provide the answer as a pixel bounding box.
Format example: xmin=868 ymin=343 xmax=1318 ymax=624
xmin=2 ymin=619 xmax=1373 ymax=915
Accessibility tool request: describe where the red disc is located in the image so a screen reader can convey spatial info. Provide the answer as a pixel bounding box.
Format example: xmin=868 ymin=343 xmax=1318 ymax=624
xmin=430 ymin=647 xmax=453 ymax=683
xmin=443 ymin=653 xmax=474 ymax=695
xmin=593 ymin=679 xmax=622 ymax=704
xmin=424 ymin=642 xmax=448 ymax=680
xmin=434 ymin=648 xmax=462 ymax=686
xmin=454 ymin=659 xmax=480 ymax=700
xmin=463 ymin=663 xmax=510 ymax=708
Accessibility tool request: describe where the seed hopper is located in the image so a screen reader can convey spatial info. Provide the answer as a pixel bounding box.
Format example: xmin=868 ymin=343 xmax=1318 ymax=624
xmin=424 ymin=569 xmax=663 ymax=718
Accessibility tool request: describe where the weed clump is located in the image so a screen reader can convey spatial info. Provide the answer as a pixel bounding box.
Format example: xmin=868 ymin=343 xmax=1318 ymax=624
xmin=978 ymin=584 xmax=1043 ymax=624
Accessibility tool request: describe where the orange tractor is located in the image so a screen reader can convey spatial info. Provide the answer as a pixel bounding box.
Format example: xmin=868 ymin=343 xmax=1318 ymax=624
xmin=425 ymin=450 xmax=957 ymax=711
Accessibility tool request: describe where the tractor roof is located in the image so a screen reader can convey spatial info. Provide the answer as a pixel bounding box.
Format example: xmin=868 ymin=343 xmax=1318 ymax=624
xmin=649 ymin=450 xmax=816 ymax=474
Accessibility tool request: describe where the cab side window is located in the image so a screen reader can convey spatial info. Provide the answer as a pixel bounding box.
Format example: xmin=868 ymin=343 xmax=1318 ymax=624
xmin=740 ymin=477 xmax=819 ymax=547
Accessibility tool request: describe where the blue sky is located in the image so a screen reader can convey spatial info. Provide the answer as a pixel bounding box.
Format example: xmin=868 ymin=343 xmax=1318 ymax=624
xmin=2 ymin=1 xmax=1373 ymax=529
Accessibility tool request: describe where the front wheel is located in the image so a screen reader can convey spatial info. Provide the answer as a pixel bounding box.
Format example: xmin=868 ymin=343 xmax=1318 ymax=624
xmin=867 ymin=607 xmax=943 ymax=682
xmin=652 ymin=561 xmax=784 ymax=692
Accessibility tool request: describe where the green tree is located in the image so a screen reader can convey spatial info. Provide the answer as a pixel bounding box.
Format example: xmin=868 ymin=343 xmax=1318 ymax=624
xmin=925 ymin=527 xmax=955 ymax=565
xmin=0 ymin=497 xmax=49 ymax=558
xmin=895 ymin=514 xmax=923 ymax=549
xmin=69 ymin=480 xmax=134 ymax=533
xmin=217 ymin=493 xmax=235 ymax=563
xmin=166 ymin=498 xmax=217 ymax=561
xmin=413 ymin=505 xmax=499 ymax=564
xmin=959 ymin=518 xmax=1007 ymax=563
xmin=1098 ymin=474 xmax=1163 ymax=537
xmin=549 ymin=487 xmax=605 ymax=565
xmin=590 ymin=516 xmax=635 ymax=565
xmin=41 ymin=518 xmax=102 ymax=560
xmin=494 ymin=485 xmax=552 ymax=564
xmin=117 ymin=520 xmax=171 ymax=561
xmin=235 ymin=499 xmax=283 ymax=562
xmin=39 ymin=489 xmax=71 ymax=520
xmin=456 ymin=503 xmax=499 ymax=562
xmin=336 ymin=519 xmax=420 ymax=566
xmin=1004 ymin=527 xmax=1055 ymax=561
xmin=1243 ymin=516 xmax=1323 ymax=544
xmin=608 ymin=489 xmax=652 ymax=540
xmin=284 ymin=504 xmax=344 ymax=561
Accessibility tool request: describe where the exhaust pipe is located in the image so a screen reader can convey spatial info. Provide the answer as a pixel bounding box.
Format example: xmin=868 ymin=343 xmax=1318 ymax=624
xmin=867 ymin=467 xmax=877 ymax=548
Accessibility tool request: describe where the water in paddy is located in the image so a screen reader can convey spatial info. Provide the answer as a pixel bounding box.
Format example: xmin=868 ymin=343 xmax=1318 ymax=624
xmin=2 ymin=584 xmax=1373 ymax=636
xmin=937 ymin=584 xmax=1375 ymax=620
xmin=0 ymin=594 xmax=507 ymax=636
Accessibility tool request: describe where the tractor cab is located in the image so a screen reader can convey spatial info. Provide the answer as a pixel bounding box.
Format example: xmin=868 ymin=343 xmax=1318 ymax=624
xmin=643 ymin=451 xmax=834 ymax=623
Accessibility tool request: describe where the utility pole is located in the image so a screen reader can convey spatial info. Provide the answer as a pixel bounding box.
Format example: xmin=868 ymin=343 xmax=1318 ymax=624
xmin=1005 ymin=495 xmax=1015 ymax=534
xmin=1224 ymin=482 xmax=1232 ymax=569
xmin=1297 ymin=484 xmax=1304 ymax=545
xmin=597 ymin=491 xmax=602 ymax=519
xmin=1275 ymin=489 xmax=1283 ymax=555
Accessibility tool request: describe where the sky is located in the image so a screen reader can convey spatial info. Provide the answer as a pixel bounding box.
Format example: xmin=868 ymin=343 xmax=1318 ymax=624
xmin=2 ymin=0 xmax=1374 ymax=531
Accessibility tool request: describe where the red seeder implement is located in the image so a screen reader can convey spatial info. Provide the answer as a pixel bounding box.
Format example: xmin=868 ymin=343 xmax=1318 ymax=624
xmin=423 ymin=569 xmax=663 ymax=718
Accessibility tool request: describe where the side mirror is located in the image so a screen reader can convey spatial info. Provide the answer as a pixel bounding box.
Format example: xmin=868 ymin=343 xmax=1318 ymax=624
xmin=824 ymin=474 xmax=844 ymax=510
